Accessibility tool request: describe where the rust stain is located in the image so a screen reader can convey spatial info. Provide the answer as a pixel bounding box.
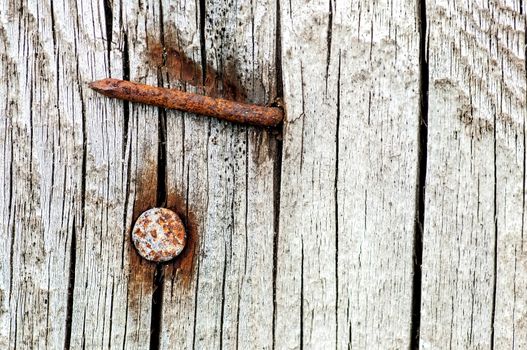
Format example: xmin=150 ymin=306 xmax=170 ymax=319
xmin=127 ymin=164 xmax=199 ymax=296
xmin=131 ymin=164 xmax=159 ymax=224
xmin=127 ymin=165 xmax=157 ymax=312
xmin=164 ymin=191 xmax=199 ymax=290
xmin=144 ymin=30 xmax=247 ymax=102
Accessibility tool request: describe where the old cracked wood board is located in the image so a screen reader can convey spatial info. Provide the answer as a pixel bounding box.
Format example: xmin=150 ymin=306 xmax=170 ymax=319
xmin=0 ymin=0 xmax=526 ymax=349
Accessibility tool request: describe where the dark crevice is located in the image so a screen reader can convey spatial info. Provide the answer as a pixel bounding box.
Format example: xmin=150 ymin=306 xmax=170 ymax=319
xmin=45 ymin=262 xmax=51 ymax=347
xmin=12 ymin=292 xmax=18 ymax=349
xmin=103 ymin=0 xmax=113 ymax=73
xmin=369 ymin=21 xmax=373 ymax=62
xmin=325 ymin=0 xmax=333 ymax=95
xmin=271 ymin=134 xmax=282 ymax=350
xmin=150 ymin=5 xmax=168 ymax=348
xmin=64 ymin=218 xmax=77 ymax=350
xmin=522 ymin=11 xmax=526 ymax=253
xmin=156 ymin=17 xmax=168 ymax=209
xmin=410 ymin=0 xmax=428 ymax=348
xmin=219 ymin=247 xmax=228 ymax=349
xmin=236 ymin=131 xmax=250 ymax=350
xmin=300 ymin=241 xmax=304 ymax=350
xmin=159 ymin=1 xmax=166 ymax=49
xmin=8 ymin=210 xmax=15 ymax=304
xmin=272 ymin=0 xmax=284 ymax=348
xmin=235 ymin=281 xmax=243 ymax=350
xmin=275 ymin=0 xmax=283 ymax=99
xmin=191 ymin=258 xmax=201 ymax=350
xmin=73 ymin=17 xmax=88 ymax=230
xmin=199 ymin=0 xmax=207 ymax=86
xmin=299 ymin=66 xmax=306 ymax=171
xmin=244 ymin=131 xmax=249 ymax=276
xmin=65 ymin=5 xmax=87 ymax=347
xmin=121 ymin=32 xmax=131 ymax=269
xmin=81 ymin=307 xmax=87 ymax=350
xmin=49 ymin=144 xmax=57 ymax=226
xmin=251 ymin=0 xmax=256 ymax=93
xmin=490 ymin=80 xmax=500 ymax=350
xmin=150 ymin=264 xmax=164 ymax=350
xmin=50 ymin=0 xmax=57 ymax=51
xmin=108 ymin=279 xmax=115 ymax=348
xmin=51 ymin=0 xmax=60 ymax=121
xmin=122 ymin=281 xmax=130 ymax=350
xmin=334 ymin=50 xmax=341 ymax=346
xmin=70 ymin=15 xmax=88 ymax=348
xmin=8 ymin=125 xmax=14 ymax=302
xmin=511 ymin=248 xmax=518 ymax=348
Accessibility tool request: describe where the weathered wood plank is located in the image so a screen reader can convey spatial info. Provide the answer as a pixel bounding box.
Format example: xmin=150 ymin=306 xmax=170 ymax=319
xmin=126 ymin=0 xmax=280 ymax=349
xmin=0 ymin=0 xmax=160 ymax=348
xmin=487 ymin=4 xmax=527 ymax=348
xmin=421 ymin=0 xmax=527 ymax=348
xmin=65 ymin=0 xmax=157 ymax=347
xmin=0 ymin=1 xmax=79 ymax=348
xmin=276 ymin=0 xmax=421 ymax=348
xmin=4 ymin=0 xmax=527 ymax=348
xmin=1 ymin=0 xmax=280 ymax=348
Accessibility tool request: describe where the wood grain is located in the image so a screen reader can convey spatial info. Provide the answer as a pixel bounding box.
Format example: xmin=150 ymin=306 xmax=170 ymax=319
xmin=2 ymin=0 xmax=527 ymax=349
xmin=421 ymin=0 xmax=527 ymax=348
xmin=60 ymin=1 xmax=160 ymax=348
xmin=275 ymin=0 xmax=421 ymax=348
xmin=0 ymin=0 xmax=161 ymax=348
xmin=0 ymin=1 xmax=79 ymax=347
xmin=129 ymin=0 xmax=281 ymax=349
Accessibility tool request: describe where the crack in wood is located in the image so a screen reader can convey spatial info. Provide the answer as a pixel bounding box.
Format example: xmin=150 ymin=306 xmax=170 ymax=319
xmin=410 ymin=0 xmax=429 ymax=347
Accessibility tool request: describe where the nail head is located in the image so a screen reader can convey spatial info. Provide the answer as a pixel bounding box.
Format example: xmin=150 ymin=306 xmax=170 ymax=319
xmin=132 ymin=207 xmax=186 ymax=262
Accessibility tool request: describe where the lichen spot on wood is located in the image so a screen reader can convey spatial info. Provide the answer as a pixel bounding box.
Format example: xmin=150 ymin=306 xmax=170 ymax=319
xmin=132 ymin=207 xmax=187 ymax=262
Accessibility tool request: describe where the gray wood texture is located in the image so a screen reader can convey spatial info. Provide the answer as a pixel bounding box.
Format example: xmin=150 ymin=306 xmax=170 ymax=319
xmin=275 ymin=0 xmax=420 ymax=348
xmin=0 ymin=0 xmax=526 ymax=349
xmin=421 ymin=0 xmax=527 ymax=349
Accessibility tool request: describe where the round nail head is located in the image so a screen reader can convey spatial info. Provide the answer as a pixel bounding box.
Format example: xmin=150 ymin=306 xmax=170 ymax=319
xmin=132 ymin=207 xmax=186 ymax=262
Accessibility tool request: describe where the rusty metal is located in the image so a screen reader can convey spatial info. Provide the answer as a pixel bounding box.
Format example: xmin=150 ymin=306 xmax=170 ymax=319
xmin=89 ymin=78 xmax=283 ymax=127
xmin=132 ymin=207 xmax=187 ymax=262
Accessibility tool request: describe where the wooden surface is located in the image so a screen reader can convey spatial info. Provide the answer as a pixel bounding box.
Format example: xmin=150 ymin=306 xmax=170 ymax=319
xmin=0 ymin=0 xmax=526 ymax=349
xmin=421 ymin=1 xmax=527 ymax=349
xmin=276 ymin=0 xmax=420 ymax=348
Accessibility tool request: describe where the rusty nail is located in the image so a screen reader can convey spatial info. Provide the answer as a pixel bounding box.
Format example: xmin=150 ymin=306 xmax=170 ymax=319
xmin=89 ymin=78 xmax=283 ymax=127
xmin=132 ymin=207 xmax=187 ymax=262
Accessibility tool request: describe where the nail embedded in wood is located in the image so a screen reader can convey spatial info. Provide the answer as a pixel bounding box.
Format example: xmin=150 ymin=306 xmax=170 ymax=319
xmin=132 ymin=208 xmax=187 ymax=262
xmin=89 ymin=78 xmax=283 ymax=127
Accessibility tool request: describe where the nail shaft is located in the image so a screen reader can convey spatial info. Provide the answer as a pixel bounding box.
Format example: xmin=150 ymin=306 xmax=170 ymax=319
xmin=89 ymin=78 xmax=283 ymax=127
